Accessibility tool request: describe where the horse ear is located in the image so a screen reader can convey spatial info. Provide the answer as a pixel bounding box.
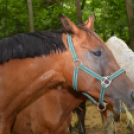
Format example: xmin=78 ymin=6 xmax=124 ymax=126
xmin=59 ymin=14 xmax=79 ymax=34
xmin=84 ymin=13 xmax=95 ymax=30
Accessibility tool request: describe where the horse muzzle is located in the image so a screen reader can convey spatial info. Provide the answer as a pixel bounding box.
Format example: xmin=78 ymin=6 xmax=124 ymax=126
xmin=113 ymin=91 xmax=134 ymax=114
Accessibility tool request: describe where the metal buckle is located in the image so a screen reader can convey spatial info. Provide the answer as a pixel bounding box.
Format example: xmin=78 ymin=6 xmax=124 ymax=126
xmin=101 ymin=76 xmax=112 ymax=88
xmin=73 ymin=59 xmax=82 ymax=68
xmin=97 ymin=102 xmax=108 ymax=112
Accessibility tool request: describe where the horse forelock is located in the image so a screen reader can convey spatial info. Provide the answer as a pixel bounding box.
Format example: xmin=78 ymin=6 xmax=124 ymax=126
xmin=0 ymin=30 xmax=67 ymax=64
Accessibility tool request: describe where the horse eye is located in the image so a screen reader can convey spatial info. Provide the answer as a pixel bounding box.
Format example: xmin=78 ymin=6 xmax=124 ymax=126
xmin=93 ymin=51 xmax=101 ymax=57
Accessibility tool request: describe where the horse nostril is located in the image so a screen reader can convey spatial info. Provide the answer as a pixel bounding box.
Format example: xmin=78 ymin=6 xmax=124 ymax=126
xmin=131 ymin=91 xmax=134 ymax=102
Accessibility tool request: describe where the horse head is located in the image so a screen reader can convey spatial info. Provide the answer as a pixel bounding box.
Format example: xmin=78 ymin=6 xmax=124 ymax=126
xmin=59 ymin=14 xmax=134 ymax=114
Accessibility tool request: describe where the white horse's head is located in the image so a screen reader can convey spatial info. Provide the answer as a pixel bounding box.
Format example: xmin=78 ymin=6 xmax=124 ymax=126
xmin=106 ymin=36 xmax=134 ymax=112
xmin=106 ymin=36 xmax=134 ymax=83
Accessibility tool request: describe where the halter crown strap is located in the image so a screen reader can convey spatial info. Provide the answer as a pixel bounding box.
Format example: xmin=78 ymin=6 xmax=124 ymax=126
xmin=68 ymin=34 xmax=78 ymax=62
xmin=67 ymin=34 xmax=126 ymax=111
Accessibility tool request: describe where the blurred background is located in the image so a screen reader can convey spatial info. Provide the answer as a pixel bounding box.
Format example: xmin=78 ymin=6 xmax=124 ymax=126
xmin=0 ymin=0 xmax=134 ymax=49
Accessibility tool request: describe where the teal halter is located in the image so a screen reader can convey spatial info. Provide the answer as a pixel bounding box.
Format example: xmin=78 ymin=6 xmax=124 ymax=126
xmin=67 ymin=34 xmax=125 ymax=112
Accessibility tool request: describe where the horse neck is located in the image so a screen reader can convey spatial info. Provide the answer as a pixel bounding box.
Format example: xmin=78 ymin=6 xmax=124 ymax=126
xmin=58 ymin=84 xmax=86 ymax=115
xmin=34 ymin=52 xmax=68 ymax=83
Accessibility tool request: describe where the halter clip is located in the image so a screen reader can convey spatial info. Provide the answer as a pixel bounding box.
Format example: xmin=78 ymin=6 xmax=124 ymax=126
xmin=101 ymin=76 xmax=112 ymax=88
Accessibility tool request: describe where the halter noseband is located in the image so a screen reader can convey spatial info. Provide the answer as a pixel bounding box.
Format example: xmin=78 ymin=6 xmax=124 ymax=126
xmin=67 ymin=34 xmax=125 ymax=112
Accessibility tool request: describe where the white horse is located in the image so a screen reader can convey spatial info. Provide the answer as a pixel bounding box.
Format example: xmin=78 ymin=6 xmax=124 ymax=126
xmin=106 ymin=36 xmax=134 ymax=83
xmin=103 ymin=36 xmax=134 ymax=134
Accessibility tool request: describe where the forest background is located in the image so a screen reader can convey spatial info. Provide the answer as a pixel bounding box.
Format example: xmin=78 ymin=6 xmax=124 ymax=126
xmin=0 ymin=0 xmax=134 ymax=50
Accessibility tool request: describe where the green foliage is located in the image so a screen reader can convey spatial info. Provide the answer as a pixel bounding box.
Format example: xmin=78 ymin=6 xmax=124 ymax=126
xmin=0 ymin=0 xmax=130 ymax=44
xmin=83 ymin=0 xmax=128 ymax=42
xmin=0 ymin=0 xmax=29 ymax=38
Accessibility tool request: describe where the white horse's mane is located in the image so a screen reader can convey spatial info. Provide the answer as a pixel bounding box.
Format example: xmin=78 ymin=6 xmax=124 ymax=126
xmin=106 ymin=36 xmax=134 ymax=83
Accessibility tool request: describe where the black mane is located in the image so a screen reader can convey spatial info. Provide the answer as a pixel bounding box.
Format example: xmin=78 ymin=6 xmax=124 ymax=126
xmin=0 ymin=30 xmax=66 ymax=64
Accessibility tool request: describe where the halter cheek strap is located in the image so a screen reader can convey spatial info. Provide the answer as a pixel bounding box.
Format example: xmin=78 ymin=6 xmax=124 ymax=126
xmin=67 ymin=34 xmax=126 ymax=112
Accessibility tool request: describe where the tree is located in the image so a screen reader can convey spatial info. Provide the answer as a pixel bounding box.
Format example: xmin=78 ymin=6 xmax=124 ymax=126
xmin=81 ymin=0 xmax=86 ymax=10
xmin=125 ymin=0 xmax=134 ymax=50
xmin=75 ymin=0 xmax=83 ymax=24
xmin=27 ymin=0 xmax=34 ymax=32
xmin=0 ymin=0 xmax=131 ymax=45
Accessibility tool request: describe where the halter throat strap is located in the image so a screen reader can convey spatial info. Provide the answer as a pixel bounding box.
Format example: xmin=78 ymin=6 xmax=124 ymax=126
xmin=67 ymin=34 xmax=126 ymax=111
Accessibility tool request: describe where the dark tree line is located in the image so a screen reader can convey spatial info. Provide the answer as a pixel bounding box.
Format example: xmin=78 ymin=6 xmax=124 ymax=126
xmin=1 ymin=0 xmax=134 ymax=50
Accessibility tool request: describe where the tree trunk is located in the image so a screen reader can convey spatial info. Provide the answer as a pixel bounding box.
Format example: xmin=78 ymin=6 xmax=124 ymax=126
xmin=27 ymin=0 xmax=34 ymax=32
xmin=75 ymin=0 xmax=83 ymax=24
xmin=125 ymin=0 xmax=134 ymax=50
xmin=4 ymin=0 xmax=8 ymax=37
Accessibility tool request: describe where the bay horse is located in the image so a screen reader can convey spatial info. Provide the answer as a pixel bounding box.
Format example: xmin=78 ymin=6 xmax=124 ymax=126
xmin=70 ymin=36 xmax=134 ymax=134
xmin=0 ymin=14 xmax=134 ymax=134
xmin=11 ymin=82 xmax=87 ymax=134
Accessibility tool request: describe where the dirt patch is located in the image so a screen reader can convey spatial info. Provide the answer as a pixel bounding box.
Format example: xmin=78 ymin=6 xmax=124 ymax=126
xmin=69 ymin=101 xmax=132 ymax=134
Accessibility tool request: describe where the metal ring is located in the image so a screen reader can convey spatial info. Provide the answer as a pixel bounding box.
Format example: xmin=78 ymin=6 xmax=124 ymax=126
xmin=73 ymin=59 xmax=82 ymax=68
xmin=97 ymin=103 xmax=108 ymax=112
xmin=101 ymin=76 xmax=112 ymax=88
